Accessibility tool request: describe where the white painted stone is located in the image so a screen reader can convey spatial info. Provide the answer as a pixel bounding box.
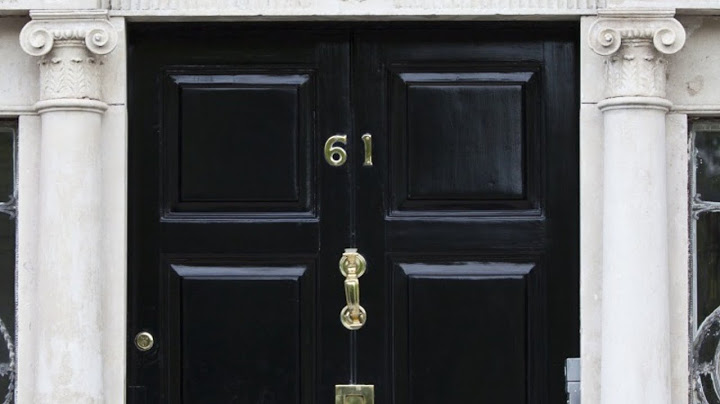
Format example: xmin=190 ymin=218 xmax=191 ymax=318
xmin=40 ymin=0 xmax=107 ymax=9
xmin=103 ymin=17 xmax=126 ymax=106
xmin=666 ymin=112 xmax=689 ymax=404
xmin=0 ymin=18 xmax=37 ymax=111
xmin=581 ymin=16 xmax=605 ymax=104
xmin=584 ymin=15 xmax=713 ymax=107
xmin=100 ymin=105 xmax=126 ymax=404
xmin=35 ymin=108 xmax=105 ymax=403
xmin=0 ymin=0 xmax=698 ymax=15
xmin=100 ymin=105 xmax=127 ymax=404
xmin=601 ymin=101 xmax=672 ymax=404
xmin=108 ymin=0 xmax=597 ymax=16
xmin=0 ymin=0 xmax=44 ymax=13
xmin=578 ymin=109 xmax=691 ymax=404
xmin=98 ymin=17 xmax=127 ymax=404
xmin=606 ymin=0 xmax=720 ymax=11
xmin=579 ymin=102 xmax=603 ymax=404
xmin=16 ymin=10 xmax=119 ymax=404
xmin=15 ymin=114 xmax=40 ymax=404
xmin=589 ymin=11 xmax=685 ymax=404
xmin=667 ymin=17 xmax=720 ymax=110
xmin=581 ymin=17 xmax=703 ymax=404
xmin=97 ymin=26 xmax=126 ymax=403
xmin=0 ymin=0 xmax=107 ymax=13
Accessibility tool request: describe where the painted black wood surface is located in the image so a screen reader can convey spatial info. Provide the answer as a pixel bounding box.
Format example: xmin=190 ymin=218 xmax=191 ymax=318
xmin=128 ymin=23 xmax=579 ymax=404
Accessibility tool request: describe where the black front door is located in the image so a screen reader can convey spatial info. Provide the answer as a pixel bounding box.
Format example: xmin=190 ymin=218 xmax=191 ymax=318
xmin=128 ymin=23 xmax=578 ymax=404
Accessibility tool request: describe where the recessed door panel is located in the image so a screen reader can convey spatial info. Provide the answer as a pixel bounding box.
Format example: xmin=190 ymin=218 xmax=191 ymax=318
xmin=169 ymin=263 xmax=314 ymax=404
xmin=389 ymin=69 xmax=541 ymax=213
xmin=407 ymin=83 xmax=523 ymax=198
xmin=391 ymin=260 xmax=544 ymax=404
xmin=163 ymin=71 xmax=315 ymax=217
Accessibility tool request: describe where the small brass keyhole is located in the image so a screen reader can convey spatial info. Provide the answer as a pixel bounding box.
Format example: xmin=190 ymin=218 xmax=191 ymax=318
xmin=134 ymin=331 xmax=154 ymax=352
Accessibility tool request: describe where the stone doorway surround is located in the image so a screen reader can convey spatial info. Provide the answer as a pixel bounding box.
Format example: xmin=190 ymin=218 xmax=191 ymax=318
xmin=0 ymin=0 xmax=718 ymax=402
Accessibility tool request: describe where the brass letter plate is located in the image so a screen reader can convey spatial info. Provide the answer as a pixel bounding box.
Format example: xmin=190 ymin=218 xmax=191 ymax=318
xmin=335 ymin=384 xmax=374 ymax=404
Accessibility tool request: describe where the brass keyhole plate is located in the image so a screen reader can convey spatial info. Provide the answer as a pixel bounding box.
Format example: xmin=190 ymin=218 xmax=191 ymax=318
xmin=335 ymin=384 xmax=374 ymax=404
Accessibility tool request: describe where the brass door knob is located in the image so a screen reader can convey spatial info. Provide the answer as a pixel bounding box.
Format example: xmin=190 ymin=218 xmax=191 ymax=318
xmin=134 ymin=331 xmax=154 ymax=352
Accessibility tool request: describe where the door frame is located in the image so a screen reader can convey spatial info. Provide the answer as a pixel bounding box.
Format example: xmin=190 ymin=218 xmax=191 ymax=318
xmin=4 ymin=6 xmax=696 ymax=404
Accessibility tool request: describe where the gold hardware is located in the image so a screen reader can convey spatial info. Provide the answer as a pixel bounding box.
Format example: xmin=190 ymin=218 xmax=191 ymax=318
xmin=134 ymin=331 xmax=154 ymax=352
xmin=339 ymin=248 xmax=366 ymax=278
xmin=361 ymin=134 xmax=373 ymax=166
xmin=335 ymin=384 xmax=374 ymax=404
xmin=324 ymin=135 xmax=348 ymax=167
xmin=339 ymin=248 xmax=367 ymax=330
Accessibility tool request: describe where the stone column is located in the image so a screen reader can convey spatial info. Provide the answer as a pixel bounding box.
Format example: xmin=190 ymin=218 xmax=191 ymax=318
xmin=19 ymin=11 xmax=117 ymax=403
xmin=588 ymin=10 xmax=685 ymax=404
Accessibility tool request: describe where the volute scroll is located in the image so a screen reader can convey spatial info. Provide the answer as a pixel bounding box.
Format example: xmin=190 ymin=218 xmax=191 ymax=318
xmin=20 ymin=12 xmax=118 ymax=57
xmin=588 ymin=12 xmax=686 ymax=56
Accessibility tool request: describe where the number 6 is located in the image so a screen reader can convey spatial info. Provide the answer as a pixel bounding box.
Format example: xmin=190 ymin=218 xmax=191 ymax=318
xmin=324 ymin=135 xmax=347 ymax=167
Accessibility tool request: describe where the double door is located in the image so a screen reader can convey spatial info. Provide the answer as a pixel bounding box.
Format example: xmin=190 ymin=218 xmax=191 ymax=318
xmin=128 ymin=23 xmax=579 ymax=403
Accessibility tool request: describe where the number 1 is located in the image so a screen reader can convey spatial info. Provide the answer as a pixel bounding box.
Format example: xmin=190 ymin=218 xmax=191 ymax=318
xmin=361 ymin=134 xmax=372 ymax=167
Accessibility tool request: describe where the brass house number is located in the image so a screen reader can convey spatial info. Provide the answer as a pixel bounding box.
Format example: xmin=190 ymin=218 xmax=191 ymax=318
xmin=324 ymin=134 xmax=372 ymax=167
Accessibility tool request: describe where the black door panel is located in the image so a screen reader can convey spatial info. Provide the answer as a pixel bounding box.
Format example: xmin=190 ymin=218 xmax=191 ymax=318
xmin=128 ymin=26 xmax=351 ymax=403
xmin=128 ymin=23 xmax=578 ymax=404
xmin=353 ymin=26 xmax=578 ymax=404
xmin=164 ymin=70 xmax=316 ymax=215
xmin=391 ymin=260 xmax=539 ymax=404
xmin=169 ymin=261 xmax=314 ymax=404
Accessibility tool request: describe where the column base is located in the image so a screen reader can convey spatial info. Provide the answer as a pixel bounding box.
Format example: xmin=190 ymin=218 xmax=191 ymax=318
xmin=598 ymin=96 xmax=673 ymax=112
xmin=35 ymin=99 xmax=108 ymax=114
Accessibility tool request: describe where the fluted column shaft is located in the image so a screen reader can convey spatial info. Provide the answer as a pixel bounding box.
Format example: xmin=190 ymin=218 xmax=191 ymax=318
xmin=589 ymin=10 xmax=685 ymax=404
xmin=19 ymin=10 xmax=117 ymax=403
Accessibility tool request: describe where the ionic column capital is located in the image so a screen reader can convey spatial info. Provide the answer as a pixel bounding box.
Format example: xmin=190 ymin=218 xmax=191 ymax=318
xmin=19 ymin=10 xmax=118 ymax=110
xmin=589 ymin=10 xmax=685 ymax=57
xmin=588 ymin=10 xmax=686 ymax=100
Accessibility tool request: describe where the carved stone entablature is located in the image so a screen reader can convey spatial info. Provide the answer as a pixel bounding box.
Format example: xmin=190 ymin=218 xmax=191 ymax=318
xmin=588 ymin=10 xmax=686 ymax=99
xmin=110 ymin=0 xmax=597 ymax=15
xmin=19 ymin=10 xmax=117 ymax=104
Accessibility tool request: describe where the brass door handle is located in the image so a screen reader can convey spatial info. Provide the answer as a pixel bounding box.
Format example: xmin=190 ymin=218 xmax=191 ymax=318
xmin=339 ymin=248 xmax=367 ymax=330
